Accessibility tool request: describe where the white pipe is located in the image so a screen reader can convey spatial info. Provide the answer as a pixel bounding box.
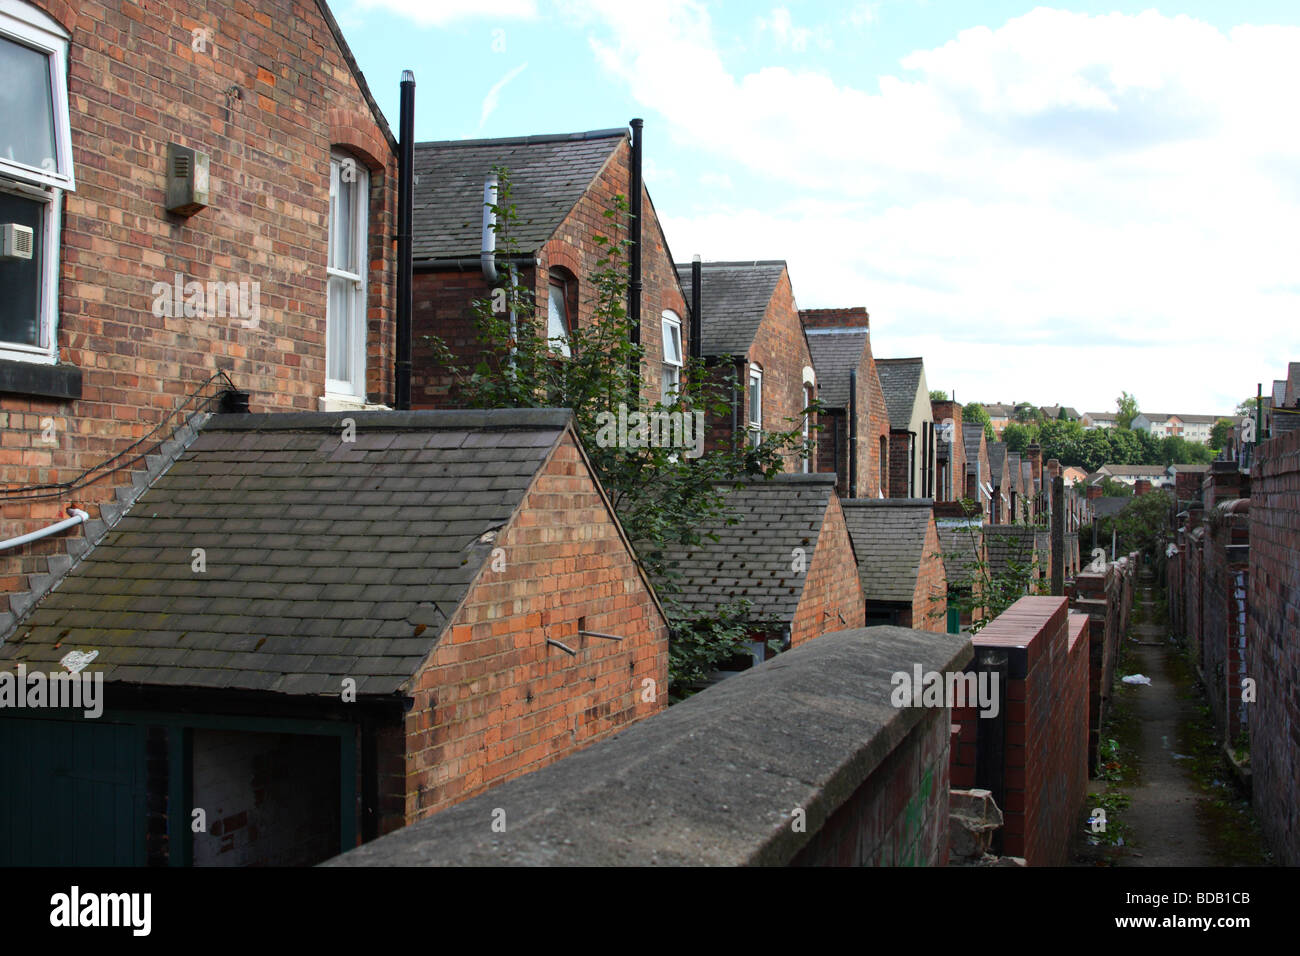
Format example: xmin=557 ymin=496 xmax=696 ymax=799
xmin=480 ymin=174 xmax=498 ymax=283
xmin=0 ymin=508 xmax=89 ymax=553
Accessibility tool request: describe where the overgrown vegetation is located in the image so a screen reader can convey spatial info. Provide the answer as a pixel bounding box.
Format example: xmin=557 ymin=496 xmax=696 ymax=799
xmin=422 ymin=168 xmax=811 ymax=701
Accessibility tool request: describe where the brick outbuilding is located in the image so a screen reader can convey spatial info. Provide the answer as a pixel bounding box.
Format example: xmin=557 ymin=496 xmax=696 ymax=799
xmin=841 ymin=499 xmax=947 ymax=631
xmin=657 ymin=474 xmax=864 ymax=661
xmin=0 ymin=409 xmax=668 ymax=865
xmin=802 ymin=308 xmax=891 ymax=497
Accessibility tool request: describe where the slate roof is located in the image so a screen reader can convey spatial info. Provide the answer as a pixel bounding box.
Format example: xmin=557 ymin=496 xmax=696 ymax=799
xmin=1169 ymin=463 xmax=1210 ymax=474
xmin=875 ymin=358 xmax=924 ymax=430
xmin=1140 ymin=412 xmax=1225 ymax=425
xmin=0 ymin=410 xmax=578 ymax=698
xmin=935 ymin=521 xmax=982 ymax=585
xmin=1091 ymin=497 xmax=1130 ymax=519
xmin=962 ymin=423 xmax=985 ymax=469
xmin=804 ymin=328 xmax=869 ymax=409
xmin=987 ymin=442 xmax=1007 ymax=486
xmin=984 ymin=526 xmax=1037 ymax=577
xmin=655 ymin=475 xmax=838 ymax=623
xmin=412 ymin=129 xmax=625 ymax=262
xmin=1039 ymin=405 xmax=1080 ymax=420
xmin=1006 ymin=452 xmax=1022 ymax=493
xmin=673 ymin=261 xmax=787 ymax=357
xmin=841 ymin=499 xmax=934 ymax=603
xmin=1273 ymin=379 xmax=1287 ymax=407
xmin=1098 ymin=463 xmax=1167 ymax=477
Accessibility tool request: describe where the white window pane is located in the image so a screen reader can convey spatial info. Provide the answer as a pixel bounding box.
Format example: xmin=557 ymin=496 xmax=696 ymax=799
xmin=548 ymin=284 xmax=570 ymax=356
xmin=0 ymin=36 xmax=56 ymax=171
xmin=661 ymin=365 xmax=679 ymax=402
xmin=749 ymin=375 xmax=761 ymax=426
xmin=0 ymin=189 xmax=44 ymax=346
xmin=333 ymin=173 xmax=354 ymax=271
xmin=327 ymin=275 xmax=351 ymax=382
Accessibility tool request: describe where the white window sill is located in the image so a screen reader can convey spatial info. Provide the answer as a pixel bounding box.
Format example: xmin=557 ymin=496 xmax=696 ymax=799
xmin=319 ymin=395 xmax=391 ymax=413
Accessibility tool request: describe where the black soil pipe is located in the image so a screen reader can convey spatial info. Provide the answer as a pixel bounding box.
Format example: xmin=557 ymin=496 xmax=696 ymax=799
xmin=848 ymin=368 xmax=858 ymax=498
xmin=690 ymin=255 xmax=702 ymax=360
xmin=395 ymin=70 xmax=415 ymax=410
xmin=629 ymin=119 xmax=643 ymax=347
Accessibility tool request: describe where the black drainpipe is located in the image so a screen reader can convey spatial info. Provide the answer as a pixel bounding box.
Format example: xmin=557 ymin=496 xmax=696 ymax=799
xmin=394 ymin=70 xmax=415 ymax=410
xmin=690 ymin=254 xmax=702 ymax=360
xmin=628 ymin=119 xmax=644 ymax=399
xmin=848 ymin=368 xmax=858 ymax=499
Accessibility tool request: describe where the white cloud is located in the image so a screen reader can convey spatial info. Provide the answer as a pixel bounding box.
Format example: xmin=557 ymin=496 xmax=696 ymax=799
xmin=478 ymin=62 xmax=528 ymax=128
xmin=571 ymin=2 xmax=1300 ymax=411
xmin=759 ymin=7 xmax=813 ymax=52
xmin=356 ymin=0 xmax=538 ymax=26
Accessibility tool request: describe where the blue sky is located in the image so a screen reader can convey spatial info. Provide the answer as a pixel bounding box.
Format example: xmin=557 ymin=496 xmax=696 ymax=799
xmin=334 ymin=1 xmax=1300 ymax=416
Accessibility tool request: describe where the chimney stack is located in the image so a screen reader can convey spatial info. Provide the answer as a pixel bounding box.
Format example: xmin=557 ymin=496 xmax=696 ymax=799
xmin=1134 ymin=479 xmax=1152 ymax=496
xmin=1086 ymin=484 xmax=1104 ymax=500
xmin=799 ymin=307 xmax=870 ymax=330
xmin=1027 ymin=442 xmax=1043 ymax=485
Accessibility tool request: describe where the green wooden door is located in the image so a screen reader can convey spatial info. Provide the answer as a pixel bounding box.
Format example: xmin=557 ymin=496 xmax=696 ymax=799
xmin=0 ymin=717 xmax=148 ymax=865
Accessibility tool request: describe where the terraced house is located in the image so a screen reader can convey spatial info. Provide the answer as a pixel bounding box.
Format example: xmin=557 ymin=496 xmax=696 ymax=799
xmin=676 ymin=260 xmax=817 ymax=472
xmin=801 ymin=307 xmax=890 ymax=497
xmin=409 ymin=124 xmax=690 ymax=413
xmin=875 ymin=358 xmax=935 ymax=500
xmin=0 ymin=0 xmax=400 ymax=611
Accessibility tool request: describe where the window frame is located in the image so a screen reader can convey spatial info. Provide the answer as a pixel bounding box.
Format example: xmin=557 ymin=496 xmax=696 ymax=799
xmin=546 ymin=270 xmax=572 ymax=358
xmin=660 ymin=309 xmax=682 ymax=403
xmin=801 ymin=383 xmax=814 ymax=473
xmin=747 ymin=365 xmax=763 ymax=448
xmin=325 ymin=150 xmax=369 ymax=401
xmin=0 ymin=2 xmax=76 ymax=192
xmin=0 ymin=1 xmax=75 ymax=365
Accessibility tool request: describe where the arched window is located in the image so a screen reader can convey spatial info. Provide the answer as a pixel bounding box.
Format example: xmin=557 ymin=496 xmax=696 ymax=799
xmin=327 ymin=150 xmax=369 ymax=400
xmin=802 ymin=383 xmax=814 ymax=473
xmin=879 ymin=436 xmax=887 ymax=496
xmin=547 ymin=268 xmax=574 ymax=357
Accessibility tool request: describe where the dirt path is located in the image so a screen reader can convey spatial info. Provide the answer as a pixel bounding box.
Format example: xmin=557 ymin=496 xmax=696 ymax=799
xmin=1076 ymin=573 xmax=1270 ymax=866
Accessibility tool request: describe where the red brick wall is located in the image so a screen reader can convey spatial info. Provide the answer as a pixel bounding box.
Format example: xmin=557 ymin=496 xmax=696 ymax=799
xmin=386 ymin=432 xmax=669 ymax=825
xmin=931 ymin=401 xmax=965 ymax=502
xmin=910 ymin=517 xmax=947 ymax=632
xmin=888 ymin=431 xmax=912 ymax=497
xmin=950 ymin=596 xmax=1089 ymax=864
xmin=2 ymin=0 xmax=396 ymax=604
xmin=1248 ymin=428 xmax=1300 ymax=864
xmin=811 ymin=336 xmax=889 ymax=498
xmin=410 ymin=137 xmax=686 ymax=412
xmin=747 ymin=269 xmax=816 ymax=473
xmin=860 ymin=338 xmax=891 ymax=497
xmin=789 ymin=495 xmax=866 ymax=647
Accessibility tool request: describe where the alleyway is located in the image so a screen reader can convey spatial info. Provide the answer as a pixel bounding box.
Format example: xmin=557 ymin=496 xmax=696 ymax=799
xmin=1075 ymin=571 xmax=1270 ymax=866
